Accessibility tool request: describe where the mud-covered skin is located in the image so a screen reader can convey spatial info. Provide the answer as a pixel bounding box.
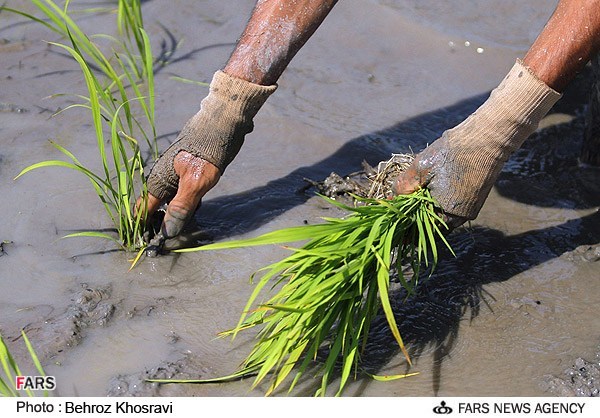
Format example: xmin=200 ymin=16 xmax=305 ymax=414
xmin=223 ymin=0 xmax=339 ymax=86
xmin=393 ymin=135 xmax=468 ymax=230
xmin=145 ymin=152 xmax=218 ymax=257
xmin=146 ymin=208 xmax=189 ymax=257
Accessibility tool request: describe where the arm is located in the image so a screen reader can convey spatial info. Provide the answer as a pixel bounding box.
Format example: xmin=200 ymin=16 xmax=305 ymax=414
xmin=524 ymin=0 xmax=600 ymax=92
xmin=139 ymin=0 xmax=338 ymax=255
xmin=395 ymin=0 xmax=600 ymax=227
xmin=225 ymin=0 xmax=339 ymax=85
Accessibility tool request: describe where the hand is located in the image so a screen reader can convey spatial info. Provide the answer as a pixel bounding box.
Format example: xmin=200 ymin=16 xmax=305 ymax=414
xmin=393 ymin=135 xmax=469 ymax=230
xmin=135 ymin=152 xmax=220 ymax=257
xmin=394 ymin=60 xmax=561 ymax=229
xmin=135 ymin=70 xmax=277 ymax=256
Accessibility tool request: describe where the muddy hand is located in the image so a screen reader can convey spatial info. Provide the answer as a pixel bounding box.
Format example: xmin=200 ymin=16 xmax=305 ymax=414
xmin=393 ymin=136 xmax=468 ymax=231
xmin=136 ymin=151 xmax=220 ymax=257
xmin=395 ymin=60 xmax=561 ymax=230
xmin=135 ymin=70 xmax=276 ymax=257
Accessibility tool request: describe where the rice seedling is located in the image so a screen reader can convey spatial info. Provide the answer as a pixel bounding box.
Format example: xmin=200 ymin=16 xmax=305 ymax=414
xmin=154 ymin=159 xmax=453 ymax=396
xmin=7 ymin=0 xmax=157 ymax=257
xmin=1 ymin=331 xmax=48 ymax=397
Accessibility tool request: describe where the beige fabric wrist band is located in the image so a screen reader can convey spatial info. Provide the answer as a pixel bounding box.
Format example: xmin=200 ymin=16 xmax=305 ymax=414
xmin=433 ymin=59 xmax=562 ymax=219
xmin=147 ymin=71 xmax=277 ymax=201
xmin=177 ymin=71 xmax=277 ymax=171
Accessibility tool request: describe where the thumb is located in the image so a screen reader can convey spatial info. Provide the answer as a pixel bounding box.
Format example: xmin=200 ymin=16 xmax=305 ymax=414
xmin=393 ymin=162 xmax=426 ymax=195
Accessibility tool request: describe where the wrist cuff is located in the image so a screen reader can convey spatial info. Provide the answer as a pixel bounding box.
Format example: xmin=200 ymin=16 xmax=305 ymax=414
xmin=146 ymin=71 xmax=277 ymax=202
xmin=178 ymin=70 xmax=278 ymax=172
xmin=451 ymin=59 xmax=562 ymax=152
xmin=434 ymin=59 xmax=562 ymax=219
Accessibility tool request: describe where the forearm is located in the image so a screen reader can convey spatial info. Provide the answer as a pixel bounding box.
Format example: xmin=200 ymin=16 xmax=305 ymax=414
xmin=224 ymin=0 xmax=338 ymax=85
xmin=524 ymin=0 xmax=600 ymax=92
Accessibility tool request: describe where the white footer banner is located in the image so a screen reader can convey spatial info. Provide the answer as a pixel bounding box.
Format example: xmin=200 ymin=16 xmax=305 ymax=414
xmin=0 ymin=397 xmax=598 ymax=417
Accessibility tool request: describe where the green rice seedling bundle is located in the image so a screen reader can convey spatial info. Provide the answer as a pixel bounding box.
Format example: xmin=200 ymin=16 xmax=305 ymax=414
xmin=8 ymin=0 xmax=156 ymax=257
xmin=1 ymin=331 xmax=47 ymax=397
xmin=158 ymin=156 xmax=453 ymax=396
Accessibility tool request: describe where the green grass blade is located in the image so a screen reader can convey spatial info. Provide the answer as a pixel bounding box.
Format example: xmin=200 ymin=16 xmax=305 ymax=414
xmin=169 ymin=76 xmax=209 ymax=87
xmin=372 ymin=245 xmax=411 ymax=365
xmin=0 ymin=334 xmax=18 ymax=397
xmin=139 ymin=28 xmax=156 ymax=154
xmin=62 ymin=231 xmax=121 ymax=245
xmin=20 ymin=331 xmax=48 ymax=397
xmin=368 ymin=371 xmax=420 ymax=381
xmin=20 ymin=332 xmax=44 ymax=378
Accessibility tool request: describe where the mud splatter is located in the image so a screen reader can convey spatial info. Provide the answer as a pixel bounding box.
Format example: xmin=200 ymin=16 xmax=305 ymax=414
xmin=22 ymin=285 xmax=115 ymax=362
xmin=568 ymin=243 xmax=600 ymax=262
xmin=0 ymin=101 xmax=27 ymax=113
xmin=106 ymin=354 xmax=213 ymax=397
xmin=542 ymin=347 xmax=600 ymax=396
xmin=125 ymin=296 xmax=176 ymax=319
xmin=0 ymin=240 xmax=12 ymax=256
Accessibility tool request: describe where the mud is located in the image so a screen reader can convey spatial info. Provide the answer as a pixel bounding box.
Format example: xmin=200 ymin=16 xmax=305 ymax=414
xmin=542 ymin=347 xmax=600 ymax=397
xmin=106 ymin=354 xmax=210 ymax=397
xmin=0 ymin=240 xmax=12 ymax=256
xmin=306 ymin=154 xmax=413 ymax=200
xmin=0 ymin=102 xmax=27 ymax=113
xmin=304 ymin=160 xmax=375 ymax=199
xmin=1 ymin=0 xmax=599 ymax=398
xmin=22 ymin=285 xmax=115 ymax=363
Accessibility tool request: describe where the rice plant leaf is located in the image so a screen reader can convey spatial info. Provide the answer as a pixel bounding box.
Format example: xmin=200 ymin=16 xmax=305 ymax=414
xmin=128 ymin=246 xmax=146 ymax=271
xmin=318 ymin=325 xmax=344 ymax=396
xmin=140 ymin=29 xmax=155 ymax=121
xmin=169 ymin=76 xmax=209 ymax=87
xmin=368 ymin=371 xmax=420 ymax=381
xmin=0 ymin=334 xmax=18 ymax=397
xmin=20 ymin=331 xmax=44 ymax=378
xmin=0 ymin=377 xmax=14 ymax=397
xmin=337 ymin=343 xmax=358 ymax=396
xmin=262 ymin=304 xmax=308 ymax=313
xmin=266 ymin=339 xmax=308 ymax=396
xmin=62 ymin=231 xmax=121 ymax=245
xmin=428 ymin=214 xmax=454 ymax=256
xmin=20 ymin=331 xmax=49 ymax=397
xmin=14 ymin=160 xmax=101 ymax=187
xmin=148 ymin=364 xmax=260 ymax=385
xmin=176 ymin=223 xmax=340 ymax=252
xmin=415 ymin=210 xmax=428 ymax=266
xmin=0 ymin=333 xmax=29 ymax=396
xmin=49 ymin=42 xmax=111 ymax=180
xmin=231 ymin=268 xmax=284 ymax=340
xmin=371 ymin=245 xmax=411 ymax=365
xmin=0 ymin=7 xmax=58 ymax=35
xmin=422 ymin=208 xmax=438 ymax=265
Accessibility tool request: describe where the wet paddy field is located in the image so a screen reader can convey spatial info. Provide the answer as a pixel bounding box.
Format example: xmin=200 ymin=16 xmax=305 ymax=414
xmin=1 ymin=0 xmax=599 ymax=397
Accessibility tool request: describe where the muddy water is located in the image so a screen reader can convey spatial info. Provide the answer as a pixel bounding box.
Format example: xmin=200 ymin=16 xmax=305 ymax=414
xmin=1 ymin=0 xmax=599 ymax=397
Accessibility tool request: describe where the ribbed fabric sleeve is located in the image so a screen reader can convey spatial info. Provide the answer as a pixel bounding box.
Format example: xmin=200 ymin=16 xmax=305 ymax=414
xmin=430 ymin=59 xmax=561 ymax=218
xmin=147 ymin=71 xmax=277 ymax=201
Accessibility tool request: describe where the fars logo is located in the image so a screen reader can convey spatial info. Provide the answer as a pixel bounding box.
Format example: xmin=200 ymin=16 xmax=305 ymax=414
xmin=15 ymin=376 xmax=56 ymax=391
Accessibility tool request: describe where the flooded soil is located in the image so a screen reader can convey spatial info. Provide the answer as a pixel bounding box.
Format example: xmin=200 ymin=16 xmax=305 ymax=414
xmin=2 ymin=0 xmax=599 ymax=397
